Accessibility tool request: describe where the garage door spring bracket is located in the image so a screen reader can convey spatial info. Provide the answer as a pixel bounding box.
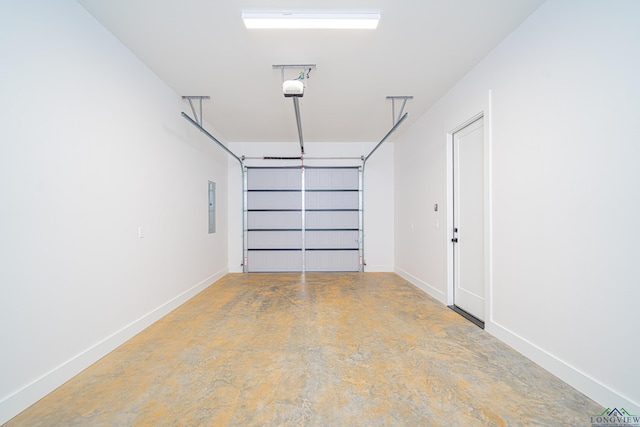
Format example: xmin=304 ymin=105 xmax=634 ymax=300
xmin=386 ymin=96 xmax=413 ymax=126
xmin=182 ymin=96 xmax=210 ymax=127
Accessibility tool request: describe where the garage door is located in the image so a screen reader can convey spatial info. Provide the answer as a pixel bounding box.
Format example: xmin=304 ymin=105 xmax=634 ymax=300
xmin=245 ymin=167 xmax=361 ymax=272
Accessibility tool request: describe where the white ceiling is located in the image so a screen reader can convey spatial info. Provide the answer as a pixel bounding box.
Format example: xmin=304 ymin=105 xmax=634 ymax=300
xmin=77 ymin=0 xmax=544 ymax=143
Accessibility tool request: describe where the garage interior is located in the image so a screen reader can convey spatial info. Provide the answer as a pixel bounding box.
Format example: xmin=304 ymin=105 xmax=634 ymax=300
xmin=1 ymin=0 xmax=639 ymax=425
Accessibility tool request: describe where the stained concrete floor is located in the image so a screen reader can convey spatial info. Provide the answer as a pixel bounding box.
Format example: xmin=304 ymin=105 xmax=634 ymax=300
xmin=6 ymin=273 xmax=601 ymax=426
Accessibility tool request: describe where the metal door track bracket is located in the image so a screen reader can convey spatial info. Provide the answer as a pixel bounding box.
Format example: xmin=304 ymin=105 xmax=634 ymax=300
xmin=386 ymin=96 xmax=413 ymax=126
xmin=272 ymin=64 xmax=317 ymax=82
xmin=182 ymin=96 xmax=210 ymax=126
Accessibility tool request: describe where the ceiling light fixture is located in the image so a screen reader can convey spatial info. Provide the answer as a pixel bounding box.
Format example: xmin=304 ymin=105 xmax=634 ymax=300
xmin=242 ymin=12 xmax=380 ymax=29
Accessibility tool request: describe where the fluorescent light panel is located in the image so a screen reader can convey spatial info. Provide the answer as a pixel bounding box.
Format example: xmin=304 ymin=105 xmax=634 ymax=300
xmin=242 ymin=12 xmax=380 ymax=29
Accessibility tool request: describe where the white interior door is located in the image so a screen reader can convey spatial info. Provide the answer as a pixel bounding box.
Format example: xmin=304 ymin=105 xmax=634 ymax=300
xmin=453 ymin=117 xmax=485 ymax=321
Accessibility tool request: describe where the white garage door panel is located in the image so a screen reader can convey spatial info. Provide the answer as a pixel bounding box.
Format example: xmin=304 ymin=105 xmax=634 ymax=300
xmin=248 ymin=231 xmax=302 ymax=249
xmin=305 ymin=192 xmax=359 ymax=210
xmin=245 ymin=167 xmax=361 ymax=272
xmin=305 ymin=168 xmax=359 ymax=190
xmin=247 ymin=168 xmax=301 ymax=190
xmin=305 ymin=211 xmax=359 ymax=229
xmin=306 ymin=250 xmax=359 ymax=272
xmin=248 ymin=250 xmax=302 ymax=272
xmin=247 ymin=211 xmax=302 ymax=230
xmin=306 ymin=230 xmax=359 ymax=249
xmin=247 ymin=191 xmax=302 ymax=210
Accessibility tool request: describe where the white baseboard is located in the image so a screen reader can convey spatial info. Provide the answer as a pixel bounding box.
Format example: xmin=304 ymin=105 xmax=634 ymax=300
xmin=0 ymin=268 xmax=228 ymax=425
xmin=486 ymin=320 xmax=640 ymax=413
xmin=394 ymin=266 xmax=446 ymax=304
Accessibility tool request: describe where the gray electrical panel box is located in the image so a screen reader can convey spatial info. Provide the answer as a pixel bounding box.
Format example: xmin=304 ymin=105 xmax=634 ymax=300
xmin=208 ymin=181 xmax=216 ymax=234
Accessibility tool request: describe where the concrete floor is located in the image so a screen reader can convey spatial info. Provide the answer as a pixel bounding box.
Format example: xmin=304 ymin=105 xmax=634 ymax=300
xmin=6 ymin=273 xmax=600 ymax=426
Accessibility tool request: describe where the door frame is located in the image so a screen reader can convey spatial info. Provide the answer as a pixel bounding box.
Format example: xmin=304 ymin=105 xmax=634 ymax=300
xmin=446 ymin=111 xmax=492 ymax=325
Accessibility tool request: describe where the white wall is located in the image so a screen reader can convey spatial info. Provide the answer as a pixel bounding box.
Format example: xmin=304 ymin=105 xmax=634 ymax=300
xmin=228 ymin=141 xmax=394 ymax=272
xmin=395 ymin=0 xmax=640 ymax=412
xmin=0 ymin=1 xmax=228 ymax=423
